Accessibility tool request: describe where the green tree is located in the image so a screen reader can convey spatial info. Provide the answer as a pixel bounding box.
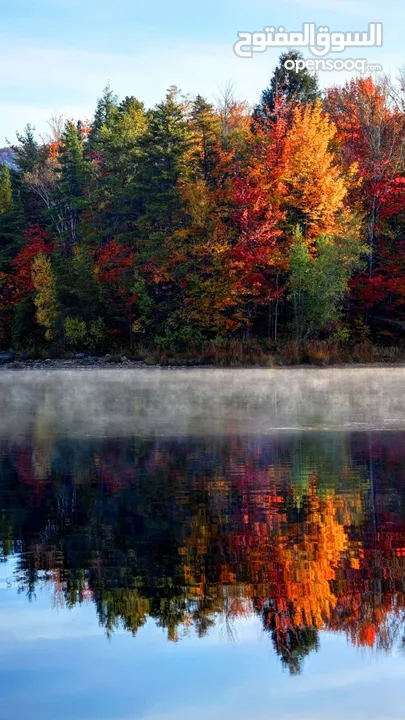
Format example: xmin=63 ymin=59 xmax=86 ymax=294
xmin=54 ymin=121 xmax=93 ymax=251
xmin=130 ymin=88 xmax=191 ymax=333
xmin=55 ymin=244 xmax=99 ymax=329
xmin=12 ymin=124 xmax=47 ymax=226
xmin=0 ymin=165 xmax=12 ymax=211
xmin=12 ymin=124 xmax=41 ymax=173
xmin=88 ymin=84 xmax=119 ymax=149
xmin=0 ymin=165 xmax=23 ymax=272
xmin=138 ymin=87 xmax=190 ymax=241
xmin=254 ymin=51 xmax=321 ymax=123
xmin=288 ymin=226 xmax=365 ymax=340
xmin=89 ymin=96 xmax=148 ymax=245
xmin=189 ymin=95 xmax=221 ymax=185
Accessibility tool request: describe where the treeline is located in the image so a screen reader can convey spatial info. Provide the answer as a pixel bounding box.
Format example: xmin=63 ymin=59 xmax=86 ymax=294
xmin=2 ymin=52 xmax=405 ymax=356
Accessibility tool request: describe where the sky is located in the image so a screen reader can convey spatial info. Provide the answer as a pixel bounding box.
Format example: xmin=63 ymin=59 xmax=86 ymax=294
xmin=0 ymin=0 xmax=404 ymax=143
xmin=1 ymin=556 xmax=405 ymax=720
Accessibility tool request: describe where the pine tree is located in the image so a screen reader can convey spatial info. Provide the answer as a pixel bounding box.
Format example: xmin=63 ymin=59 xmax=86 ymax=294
xmin=89 ymin=95 xmax=148 ymax=244
xmin=253 ymin=51 xmax=321 ymax=123
xmin=189 ymin=95 xmax=221 ymax=185
xmin=0 ymin=165 xmax=12 ymax=212
xmin=12 ymin=124 xmax=41 ymax=173
xmin=54 ymin=121 xmax=93 ymax=251
xmin=0 ymin=165 xmax=23 ymax=273
xmin=138 ymin=87 xmax=190 ymax=240
xmin=88 ymin=84 xmax=119 ymax=149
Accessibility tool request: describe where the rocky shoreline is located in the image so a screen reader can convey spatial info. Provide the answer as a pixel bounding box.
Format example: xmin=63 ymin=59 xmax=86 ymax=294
xmin=1 ymin=352 xmax=405 ymax=371
xmin=0 ymin=352 xmax=151 ymax=370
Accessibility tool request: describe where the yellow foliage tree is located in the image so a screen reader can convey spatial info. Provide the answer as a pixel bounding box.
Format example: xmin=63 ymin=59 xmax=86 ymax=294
xmin=281 ymin=99 xmax=357 ymax=241
xmin=32 ymin=253 xmax=60 ymax=340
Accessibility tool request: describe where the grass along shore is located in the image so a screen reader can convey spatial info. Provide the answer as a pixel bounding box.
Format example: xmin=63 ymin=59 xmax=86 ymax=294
xmin=2 ymin=339 xmax=405 ymax=368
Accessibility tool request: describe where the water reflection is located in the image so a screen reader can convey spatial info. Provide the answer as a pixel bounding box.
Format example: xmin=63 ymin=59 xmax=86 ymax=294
xmin=1 ymin=430 xmax=405 ymax=675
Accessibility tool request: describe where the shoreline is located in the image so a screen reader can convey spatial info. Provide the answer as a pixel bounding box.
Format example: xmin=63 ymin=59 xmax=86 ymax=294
xmin=2 ymin=357 xmax=405 ymax=371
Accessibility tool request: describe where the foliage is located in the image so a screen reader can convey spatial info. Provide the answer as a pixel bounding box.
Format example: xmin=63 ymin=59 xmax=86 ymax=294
xmin=288 ymin=227 xmax=366 ymax=341
xmin=32 ymin=253 xmax=60 ymax=340
xmin=2 ymin=67 xmax=405 ymax=352
xmin=253 ymin=50 xmax=321 ymax=122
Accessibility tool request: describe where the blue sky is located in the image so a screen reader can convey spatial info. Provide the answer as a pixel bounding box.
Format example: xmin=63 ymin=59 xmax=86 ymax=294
xmin=1 ymin=555 xmax=405 ymax=720
xmin=0 ymin=0 xmax=404 ymax=143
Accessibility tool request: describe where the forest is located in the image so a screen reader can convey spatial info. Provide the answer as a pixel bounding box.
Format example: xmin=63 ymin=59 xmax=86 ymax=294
xmin=2 ymin=51 xmax=405 ymax=364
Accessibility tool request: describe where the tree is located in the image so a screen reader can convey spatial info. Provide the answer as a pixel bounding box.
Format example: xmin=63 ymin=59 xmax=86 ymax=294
xmin=0 ymin=165 xmax=24 ymax=276
xmin=86 ymin=95 xmax=147 ymax=245
xmin=138 ymin=87 xmax=190 ymax=239
xmin=94 ymin=238 xmax=141 ymax=346
xmin=189 ymin=95 xmax=221 ymax=184
xmin=32 ymin=253 xmax=60 ymax=340
xmin=0 ymin=165 xmax=12 ymax=211
xmin=88 ymin=84 xmax=119 ymax=149
xmin=12 ymin=124 xmax=48 ymax=226
xmin=54 ymin=121 xmax=93 ymax=252
xmin=288 ymin=226 xmax=366 ymax=341
xmin=326 ymin=77 xmax=405 ymax=276
xmin=253 ymin=51 xmax=320 ymax=123
xmin=280 ymin=100 xmax=355 ymax=241
xmin=228 ymin=152 xmax=285 ymax=334
xmin=12 ymin=124 xmax=41 ymax=174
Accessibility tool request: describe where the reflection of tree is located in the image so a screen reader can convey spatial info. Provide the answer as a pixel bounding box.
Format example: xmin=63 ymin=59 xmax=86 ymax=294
xmin=260 ymin=598 xmax=320 ymax=675
xmin=251 ymin=481 xmax=349 ymax=673
xmin=0 ymin=432 xmax=405 ymax=674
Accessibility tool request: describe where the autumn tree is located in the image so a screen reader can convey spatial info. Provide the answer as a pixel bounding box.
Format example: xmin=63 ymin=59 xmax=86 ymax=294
xmin=32 ymin=253 xmax=60 ymax=340
xmin=326 ymin=77 xmax=405 ymax=327
xmin=280 ymin=99 xmax=356 ymax=241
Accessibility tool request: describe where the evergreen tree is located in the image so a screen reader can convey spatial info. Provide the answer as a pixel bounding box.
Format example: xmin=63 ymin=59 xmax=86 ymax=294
xmin=138 ymin=87 xmax=190 ymax=239
xmin=90 ymin=96 xmax=148 ymax=244
xmin=88 ymin=84 xmax=119 ymax=149
xmin=254 ymin=51 xmax=321 ymax=122
xmin=189 ymin=95 xmax=221 ymax=185
xmin=0 ymin=165 xmax=23 ymax=273
xmin=54 ymin=121 xmax=93 ymax=251
xmin=13 ymin=124 xmax=51 ymax=226
xmin=0 ymin=165 xmax=12 ymax=211
xmin=12 ymin=124 xmax=41 ymax=173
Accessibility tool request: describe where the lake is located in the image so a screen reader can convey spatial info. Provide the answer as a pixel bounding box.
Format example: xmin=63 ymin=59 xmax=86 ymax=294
xmin=1 ymin=367 xmax=405 ymax=720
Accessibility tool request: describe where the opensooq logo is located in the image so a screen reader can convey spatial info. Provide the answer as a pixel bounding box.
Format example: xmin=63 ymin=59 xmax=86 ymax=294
xmin=234 ymin=22 xmax=383 ymax=59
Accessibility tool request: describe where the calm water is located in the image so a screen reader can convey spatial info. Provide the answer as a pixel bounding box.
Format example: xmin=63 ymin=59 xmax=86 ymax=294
xmin=1 ymin=368 xmax=405 ymax=720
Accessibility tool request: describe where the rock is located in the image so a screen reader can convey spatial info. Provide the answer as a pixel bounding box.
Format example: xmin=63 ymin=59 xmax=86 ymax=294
xmin=75 ymin=353 xmax=86 ymax=359
xmin=0 ymin=351 xmax=14 ymax=365
xmin=120 ymin=356 xmax=128 ymax=362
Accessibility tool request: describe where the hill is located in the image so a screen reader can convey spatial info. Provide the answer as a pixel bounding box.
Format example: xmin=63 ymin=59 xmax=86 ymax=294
xmin=0 ymin=147 xmax=16 ymax=169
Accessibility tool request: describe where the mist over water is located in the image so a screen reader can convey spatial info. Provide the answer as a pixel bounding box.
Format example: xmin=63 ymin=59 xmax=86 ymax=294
xmin=1 ymin=367 xmax=405 ymax=437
